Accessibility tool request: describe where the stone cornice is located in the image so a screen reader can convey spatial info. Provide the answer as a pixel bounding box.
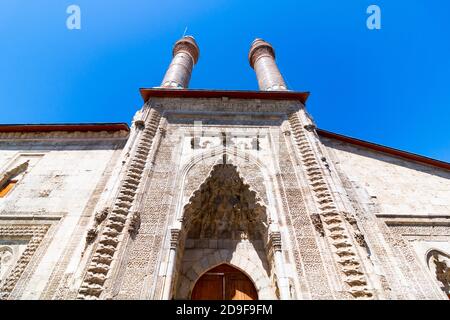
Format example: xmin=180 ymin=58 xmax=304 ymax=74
xmin=139 ymin=88 xmax=310 ymax=105
xmin=148 ymin=97 xmax=302 ymax=115
xmin=0 ymin=130 xmax=129 ymax=141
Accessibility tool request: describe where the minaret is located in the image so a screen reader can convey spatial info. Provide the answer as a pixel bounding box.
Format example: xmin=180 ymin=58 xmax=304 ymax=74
xmin=248 ymin=38 xmax=287 ymax=91
xmin=160 ymin=36 xmax=200 ymax=89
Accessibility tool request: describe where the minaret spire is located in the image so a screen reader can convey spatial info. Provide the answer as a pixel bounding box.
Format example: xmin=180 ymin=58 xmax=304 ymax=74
xmin=248 ymin=38 xmax=287 ymax=91
xmin=160 ymin=36 xmax=200 ymax=89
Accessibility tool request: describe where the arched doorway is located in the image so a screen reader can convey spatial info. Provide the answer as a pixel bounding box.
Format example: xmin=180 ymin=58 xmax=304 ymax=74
xmin=191 ymin=264 xmax=258 ymax=300
xmin=173 ymin=163 xmax=278 ymax=300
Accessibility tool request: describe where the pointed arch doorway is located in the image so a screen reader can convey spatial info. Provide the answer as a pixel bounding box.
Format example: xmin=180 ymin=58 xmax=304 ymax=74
xmin=191 ymin=264 xmax=258 ymax=300
xmin=172 ymin=163 xmax=279 ymax=300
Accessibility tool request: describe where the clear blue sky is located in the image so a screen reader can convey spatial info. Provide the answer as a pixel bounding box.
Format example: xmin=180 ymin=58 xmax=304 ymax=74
xmin=1 ymin=1 xmax=449 ymax=161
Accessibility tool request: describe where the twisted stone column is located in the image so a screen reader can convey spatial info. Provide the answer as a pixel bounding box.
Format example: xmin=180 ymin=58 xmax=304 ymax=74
xmin=248 ymin=38 xmax=287 ymax=91
xmin=161 ymin=36 xmax=200 ymax=89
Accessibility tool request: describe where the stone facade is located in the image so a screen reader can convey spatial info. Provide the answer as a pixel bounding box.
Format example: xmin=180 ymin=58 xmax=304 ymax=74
xmin=0 ymin=36 xmax=449 ymax=300
xmin=321 ymin=137 xmax=450 ymax=216
xmin=0 ymin=128 xmax=129 ymax=299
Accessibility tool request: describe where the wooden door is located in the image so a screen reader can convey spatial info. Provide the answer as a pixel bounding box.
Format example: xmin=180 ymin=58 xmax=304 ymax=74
xmin=191 ymin=274 xmax=223 ymax=300
xmin=191 ymin=264 xmax=257 ymax=300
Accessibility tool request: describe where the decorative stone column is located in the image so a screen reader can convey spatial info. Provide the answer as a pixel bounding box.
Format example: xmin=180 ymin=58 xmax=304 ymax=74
xmin=248 ymin=38 xmax=287 ymax=91
xmin=160 ymin=36 xmax=200 ymax=89
xmin=161 ymin=228 xmax=180 ymax=300
xmin=268 ymin=230 xmax=291 ymax=299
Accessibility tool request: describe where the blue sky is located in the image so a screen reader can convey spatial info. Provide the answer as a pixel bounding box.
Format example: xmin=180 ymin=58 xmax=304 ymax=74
xmin=0 ymin=1 xmax=449 ymax=161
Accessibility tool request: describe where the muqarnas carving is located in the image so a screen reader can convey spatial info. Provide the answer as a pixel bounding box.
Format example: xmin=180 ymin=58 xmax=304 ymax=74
xmin=182 ymin=163 xmax=268 ymax=241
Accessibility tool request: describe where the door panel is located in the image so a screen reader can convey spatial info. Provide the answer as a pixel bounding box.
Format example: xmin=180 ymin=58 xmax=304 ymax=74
xmin=191 ymin=264 xmax=257 ymax=300
xmin=226 ymin=274 xmax=258 ymax=300
xmin=191 ymin=274 xmax=223 ymax=300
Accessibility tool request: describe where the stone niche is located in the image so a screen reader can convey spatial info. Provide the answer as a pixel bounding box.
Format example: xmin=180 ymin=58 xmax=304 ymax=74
xmin=427 ymin=250 xmax=450 ymax=298
xmin=174 ymin=163 xmax=277 ymax=299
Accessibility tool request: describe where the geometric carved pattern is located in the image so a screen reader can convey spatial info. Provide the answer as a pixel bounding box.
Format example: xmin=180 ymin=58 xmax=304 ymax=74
xmin=77 ymin=108 xmax=161 ymax=299
xmin=0 ymin=225 xmax=50 ymax=300
xmin=276 ymin=131 xmax=333 ymax=299
xmin=288 ymin=112 xmax=373 ymax=298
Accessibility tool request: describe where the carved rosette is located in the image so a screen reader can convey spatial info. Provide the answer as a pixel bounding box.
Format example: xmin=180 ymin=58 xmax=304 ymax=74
xmin=288 ymin=112 xmax=373 ymax=299
xmin=310 ymin=214 xmax=325 ymax=236
xmin=134 ymin=120 xmax=145 ymax=130
xmin=85 ymin=228 xmax=98 ymax=246
xmin=128 ymin=211 xmax=141 ymax=236
xmin=343 ymin=212 xmax=368 ymax=248
xmin=77 ymin=108 xmax=162 ymax=299
xmin=0 ymin=225 xmax=50 ymax=300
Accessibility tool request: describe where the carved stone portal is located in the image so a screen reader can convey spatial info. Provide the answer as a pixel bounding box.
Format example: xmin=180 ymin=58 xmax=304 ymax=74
xmin=182 ymin=163 xmax=268 ymax=241
xmin=174 ymin=163 xmax=276 ymax=299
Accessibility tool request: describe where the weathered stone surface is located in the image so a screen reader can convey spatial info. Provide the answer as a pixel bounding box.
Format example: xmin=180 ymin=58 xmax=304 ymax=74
xmin=321 ymin=137 xmax=450 ymax=216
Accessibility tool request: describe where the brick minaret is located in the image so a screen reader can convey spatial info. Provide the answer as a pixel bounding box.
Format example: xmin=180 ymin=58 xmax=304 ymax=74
xmin=248 ymin=38 xmax=287 ymax=91
xmin=161 ymin=36 xmax=200 ymax=89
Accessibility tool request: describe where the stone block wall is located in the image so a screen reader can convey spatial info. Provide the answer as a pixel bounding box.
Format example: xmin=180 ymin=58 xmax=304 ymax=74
xmin=321 ymin=137 xmax=450 ymax=217
xmin=0 ymin=132 xmax=127 ymax=299
xmin=321 ymin=137 xmax=450 ymax=299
